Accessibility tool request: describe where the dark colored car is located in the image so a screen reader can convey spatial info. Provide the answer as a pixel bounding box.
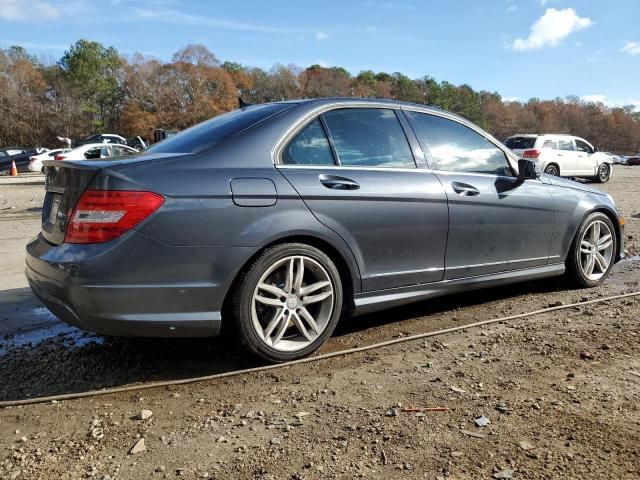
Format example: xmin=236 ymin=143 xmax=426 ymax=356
xmin=26 ymin=99 xmax=624 ymax=362
xmin=627 ymin=154 xmax=640 ymax=165
xmin=0 ymin=148 xmax=45 ymax=175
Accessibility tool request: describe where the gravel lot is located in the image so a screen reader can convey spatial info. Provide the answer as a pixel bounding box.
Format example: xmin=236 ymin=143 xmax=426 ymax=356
xmin=0 ymin=168 xmax=639 ymax=479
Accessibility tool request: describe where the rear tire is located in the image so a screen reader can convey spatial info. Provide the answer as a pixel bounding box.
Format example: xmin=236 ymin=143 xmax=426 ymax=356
xmin=544 ymin=164 xmax=560 ymax=176
xmin=566 ymin=212 xmax=616 ymax=287
xmin=593 ymin=163 xmax=610 ymax=183
xmin=233 ymin=243 xmax=343 ymax=362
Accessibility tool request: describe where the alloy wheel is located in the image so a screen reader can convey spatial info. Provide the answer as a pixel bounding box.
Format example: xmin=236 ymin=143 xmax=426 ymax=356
xmin=578 ymin=220 xmax=614 ymax=281
xmin=251 ymin=255 xmax=334 ymax=352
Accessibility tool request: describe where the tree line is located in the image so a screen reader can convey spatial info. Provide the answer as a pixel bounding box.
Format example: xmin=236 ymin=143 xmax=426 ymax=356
xmin=1 ymin=40 xmax=639 ymax=154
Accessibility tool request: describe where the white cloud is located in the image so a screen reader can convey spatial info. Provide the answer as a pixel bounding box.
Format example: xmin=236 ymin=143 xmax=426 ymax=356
xmin=315 ymin=31 xmax=329 ymax=41
xmin=580 ymin=94 xmax=640 ymax=110
xmin=620 ymin=41 xmax=640 ymax=56
xmin=581 ymin=94 xmax=607 ymax=104
xmin=511 ymin=8 xmax=592 ymax=51
xmin=503 ymin=96 xmax=519 ymax=103
xmin=0 ymin=0 xmax=59 ymax=21
xmin=134 ymin=8 xmax=295 ymax=34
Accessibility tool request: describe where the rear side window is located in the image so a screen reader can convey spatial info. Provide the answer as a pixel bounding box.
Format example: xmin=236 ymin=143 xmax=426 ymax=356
xmin=558 ymin=139 xmax=575 ymax=151
xmin=505 ymin=137 xmax=536 ymax=150
xmin=406 ymin=111 xmax=512 ymax=176
xmin=322 ymin=108 xmax=415 ymax=168
xmin=147 ymin=103 xmax=296 ymax=155
xmin=282 ymin=119 xmax=335 ymax=165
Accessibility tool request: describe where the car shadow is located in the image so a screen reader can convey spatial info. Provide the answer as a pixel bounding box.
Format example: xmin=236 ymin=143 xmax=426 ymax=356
xmin=0 ymin=275 xmax=573 ymax=402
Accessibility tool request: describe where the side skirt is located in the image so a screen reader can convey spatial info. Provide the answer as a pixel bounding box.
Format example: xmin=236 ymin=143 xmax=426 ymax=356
xmin=353 ymin=263 xmax=565 ymax=316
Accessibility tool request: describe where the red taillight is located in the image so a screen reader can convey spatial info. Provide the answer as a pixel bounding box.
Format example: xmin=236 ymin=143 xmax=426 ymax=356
xmin=523 ymin=149 xmax=541 ymax=159
xmin=55 ymin=154 xmax=66 ymax=160
xmin=64 ymin=190 xmax=164 ymax=244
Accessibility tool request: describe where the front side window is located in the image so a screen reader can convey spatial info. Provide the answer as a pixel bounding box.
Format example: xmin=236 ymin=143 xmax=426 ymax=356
xmin=322 ymin=108 xmax=415 ymax=168
xmin=282 ymin=119 xmax=335 ymax=165
xmin=575 ymin=139 xmax=593 ymax=153
xmin=406 ymin=111 xmax=512 ymax=176
xmin=558 ymin=139 xmax=575 ymax=151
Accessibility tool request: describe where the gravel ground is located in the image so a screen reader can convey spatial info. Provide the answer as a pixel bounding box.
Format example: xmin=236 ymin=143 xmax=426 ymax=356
xmin=0 ymin=168 xmax=639 ymax=479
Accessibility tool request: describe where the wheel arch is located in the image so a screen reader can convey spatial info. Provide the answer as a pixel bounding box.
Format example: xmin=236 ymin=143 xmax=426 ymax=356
xmin=221 ymin=234 xmax=360 ymax=322
xmin=566 ymin=206 xmax=623 ymax=264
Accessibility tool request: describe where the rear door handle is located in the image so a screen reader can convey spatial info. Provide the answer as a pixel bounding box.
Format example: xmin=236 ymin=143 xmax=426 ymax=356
xmin=452 ymin=181 xmax=480 ymax=196
xmin=319 ymin=174 xmax=360 ymax=190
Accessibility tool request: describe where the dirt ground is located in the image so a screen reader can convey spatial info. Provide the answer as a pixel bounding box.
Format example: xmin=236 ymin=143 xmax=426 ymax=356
xmin=0 ymin=168 xmax=639 ymax=479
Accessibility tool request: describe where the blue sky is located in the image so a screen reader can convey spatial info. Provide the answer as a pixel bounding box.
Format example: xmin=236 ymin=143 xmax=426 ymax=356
xmin=1 ymin=0 xmax=638 ymax=107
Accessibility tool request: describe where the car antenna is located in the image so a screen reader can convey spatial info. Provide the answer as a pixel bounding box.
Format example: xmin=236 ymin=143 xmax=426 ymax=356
xmin=239 ymin=97 xmax=253 ymax=108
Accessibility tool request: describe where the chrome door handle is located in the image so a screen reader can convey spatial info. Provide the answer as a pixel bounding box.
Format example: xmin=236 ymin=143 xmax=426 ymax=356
xmin=452 ymin=182 xmax=480 ymax=196
xmin=319 ymin=174 xmax=360 ymax=190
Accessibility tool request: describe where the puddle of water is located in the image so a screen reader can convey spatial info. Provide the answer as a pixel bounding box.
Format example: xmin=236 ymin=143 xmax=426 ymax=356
xmin=0 ymin=315 xmax=104 ymax=356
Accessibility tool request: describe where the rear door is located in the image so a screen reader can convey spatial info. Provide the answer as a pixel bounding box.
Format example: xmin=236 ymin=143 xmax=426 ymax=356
xmin=277 ymin=107 xmax=449 ymax=291
xmin=404 ymin=110 xmax=555 ymax=279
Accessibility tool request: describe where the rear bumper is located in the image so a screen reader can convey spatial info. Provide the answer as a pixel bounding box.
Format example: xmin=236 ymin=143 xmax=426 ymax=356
xmin=25 ymin=231 xmax=255 ymax=337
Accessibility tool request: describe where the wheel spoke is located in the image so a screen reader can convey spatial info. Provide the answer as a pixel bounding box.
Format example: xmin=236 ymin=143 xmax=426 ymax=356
xmin=291 ymin=313 xmax=313 ymax=341
xmin=597 ymin=234 xmax=612 ymax=250
xmin=255 ymin=295 xmax=283 ymax=307
xmin=302 ymin=290 xmax=332 ymax=305
xmin=594 ymin=252 xmax=608 ymax=272
xmin=258 ymin=283 xmax=287 ymax=298
xmin=263 ymin=308 xmax=285 ymax=338
xmin=298 ymin=306 xmax=319 ymax=334
xmin=584 ymin=254 xmax=595 ymax=276
xmin=299 ymin=281 xmax=330 ymax=296
xmin=592 ymin=222 xmax=600 ymax=243
xmin=271 ymin=311 xmax=291 ymax=346
xmin=293 ymin=257 xmax=305 ymax=292
xmin=284 ymin=258 xmax=295 ymax=293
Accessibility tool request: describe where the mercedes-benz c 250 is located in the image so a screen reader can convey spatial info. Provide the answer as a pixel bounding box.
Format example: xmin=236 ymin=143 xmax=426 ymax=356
xmin=26 ymin=98 xmax=624 ymax=362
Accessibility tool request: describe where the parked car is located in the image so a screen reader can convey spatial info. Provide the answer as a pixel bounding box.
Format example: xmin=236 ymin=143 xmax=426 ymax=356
xmin=504 ymin=134 xmax=613 ymax=182
xmin=55 ymin=143 xmax=138 ymax=161
xmin=74 ymin=134 xmax=128 ymax=147
xmin=627 ymin=154 xmax=640 ymax=166
xmin=0 ymin=148 xmax=48 ymax=175
xmin=29 ymin=149 xmax=72 ymax=172
xmin=27 ymin=99 xmax=624 ymax=362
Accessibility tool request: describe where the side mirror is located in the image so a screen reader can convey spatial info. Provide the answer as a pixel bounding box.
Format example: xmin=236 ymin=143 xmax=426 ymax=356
xmin=517 ymin=159 xmax=539 ymax=180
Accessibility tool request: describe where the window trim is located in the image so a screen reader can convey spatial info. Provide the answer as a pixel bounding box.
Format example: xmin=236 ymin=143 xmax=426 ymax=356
xmin=274 ymin=104 xmax=420 ymax=170
xmin=402 ymin=108 xmax=516 ymax=178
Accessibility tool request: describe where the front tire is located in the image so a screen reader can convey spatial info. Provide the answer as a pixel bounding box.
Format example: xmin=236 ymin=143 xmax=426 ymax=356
xmin=566 ymin=213 xmax=616 ymax=287
xmin=233 ymin=243 xmax=343 ymax=362
xmin=593 ymin=163 xmax=611 ymax=183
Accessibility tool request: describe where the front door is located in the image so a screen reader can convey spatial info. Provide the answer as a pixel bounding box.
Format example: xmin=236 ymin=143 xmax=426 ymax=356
xmin=404 ymin=109 xmax=555 ymax=279
xmin=575 ymin=138 xmax=596 ymax=174
xmin=277 ymin=108 xmax=449 ymax=291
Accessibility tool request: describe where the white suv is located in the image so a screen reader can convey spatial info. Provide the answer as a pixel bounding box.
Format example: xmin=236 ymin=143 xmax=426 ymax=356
xmin=504 ymin=134 xmax=613 ymax=183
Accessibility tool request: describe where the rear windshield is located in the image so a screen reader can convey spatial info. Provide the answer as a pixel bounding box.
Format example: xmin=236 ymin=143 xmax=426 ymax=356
xmin=146 ymin=103 xmax=296 ymax=155
xmin=505 ymin=137 xmax=536 ymax=150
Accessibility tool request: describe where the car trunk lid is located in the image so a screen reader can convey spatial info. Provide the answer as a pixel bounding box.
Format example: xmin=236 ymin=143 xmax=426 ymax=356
xmin=41 ymin=161 xmax=102 ymax=245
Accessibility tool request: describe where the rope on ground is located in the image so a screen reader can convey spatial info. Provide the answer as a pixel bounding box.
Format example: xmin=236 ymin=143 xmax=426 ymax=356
xmin=1 ymin=290 xmax=638 ymax=408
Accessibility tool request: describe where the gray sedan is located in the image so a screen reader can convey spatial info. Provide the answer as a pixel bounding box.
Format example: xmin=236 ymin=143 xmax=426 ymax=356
xmin=26 ymin=98 xmax=624 ymax=362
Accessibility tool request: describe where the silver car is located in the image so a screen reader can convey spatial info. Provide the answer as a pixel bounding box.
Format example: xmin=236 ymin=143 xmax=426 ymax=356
xmin=26 ymin=98 xmax=624 ymax=362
